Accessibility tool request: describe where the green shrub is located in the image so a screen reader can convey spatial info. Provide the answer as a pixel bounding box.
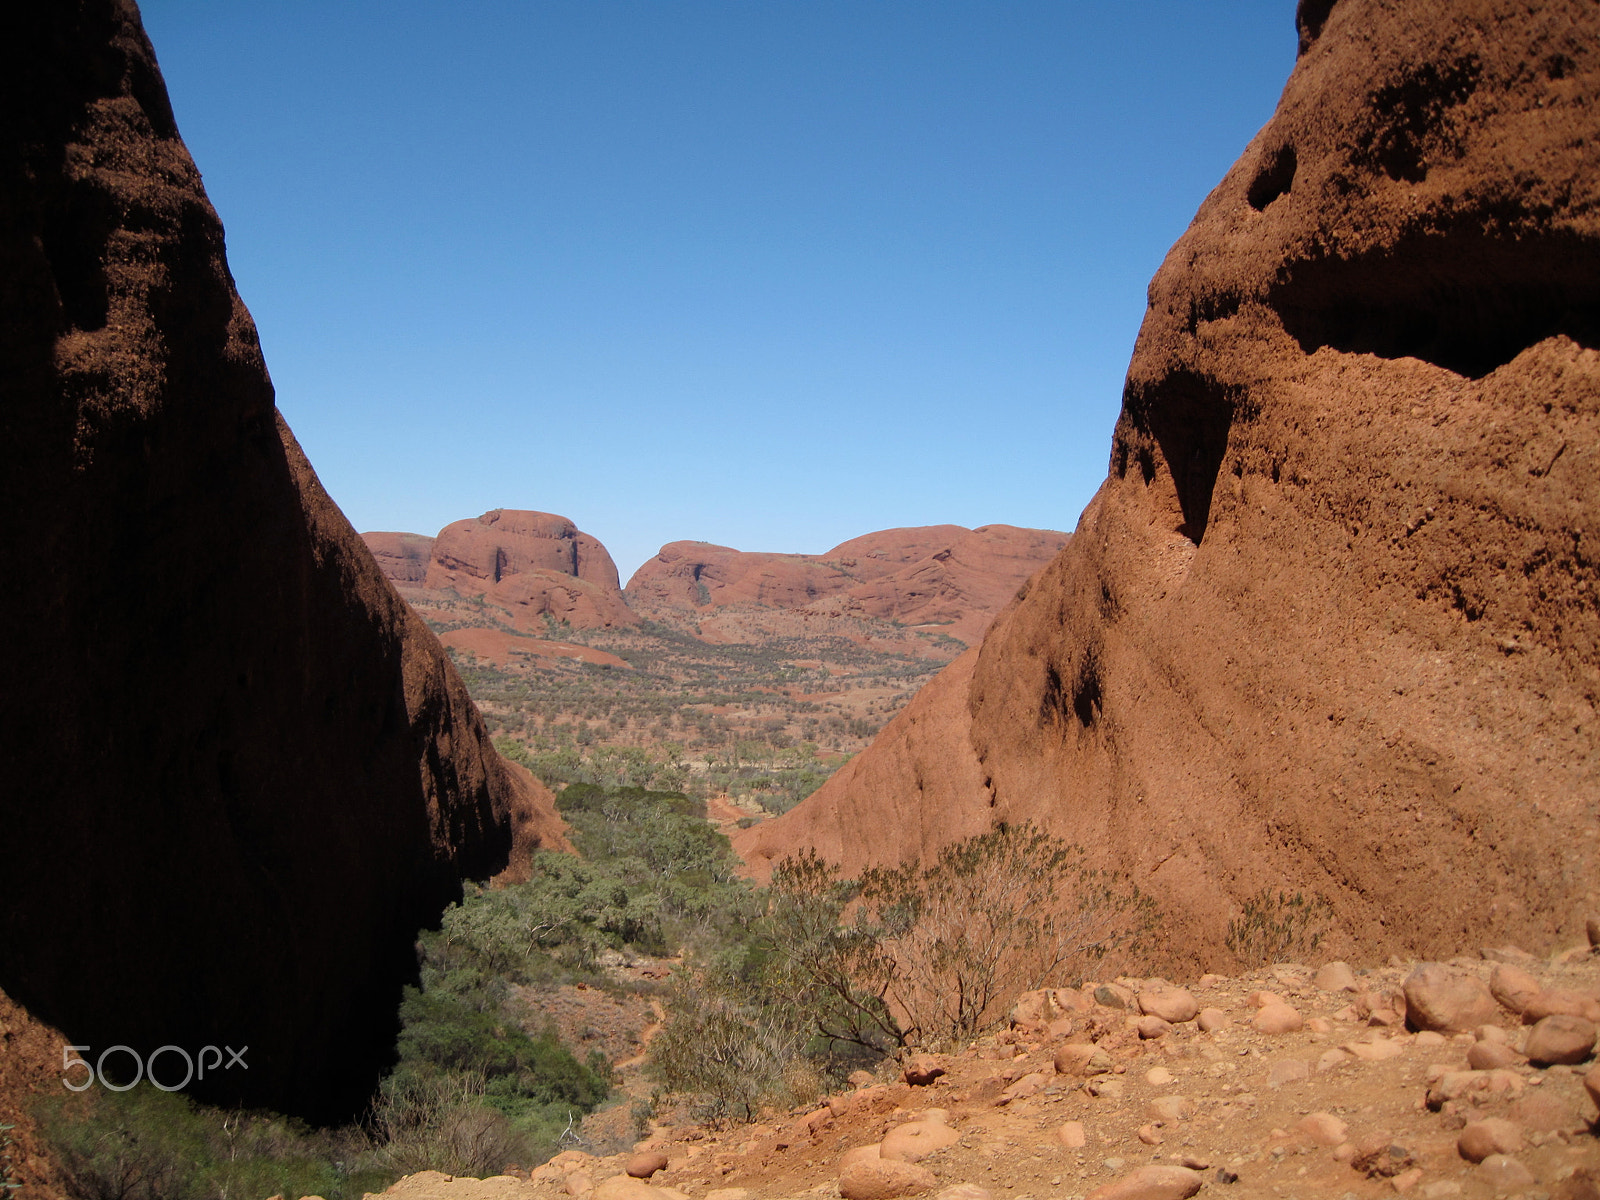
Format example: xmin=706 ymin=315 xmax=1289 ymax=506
xmin=35 ymin=1087 xmax=389 ymax=1200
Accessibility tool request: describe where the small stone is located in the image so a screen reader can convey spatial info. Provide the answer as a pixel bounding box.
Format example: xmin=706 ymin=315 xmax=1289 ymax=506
xmin=1404 ymin=964 xmax=1499 ymax=1033
xmin=1267 ymin=1059 xmax=1310 ymax=1087
xmin=1138 ymin=989 xmax=1200 ymax=1024
xmin=1095 ymin=984 xmax=1132 ymax=1009
xmin=1297 ymin=1112 xmax=1348 ymax=1146
xmin=1145 ymin=1066 xmax=1174 ymax=1085
xmin=1084 ymin=1164 xmax=1204 ymax=1200
xmin=1476 ymin=1023 xmax=1510 ymax=1043
xmin=1351 ymin=1136 xmax=1416 ymax=1179
xmin=1253 ymin=1004 xmax=1303 ymax=1035
xmin=1055 ymin=1043 xmax=1114 ymax=1076
xmin=1489 ymin=964 xmax=1544 ymax=1015
xmin=1316 ymin=962 xmax=1359 ymax=992
xmin=1412 ymin=1030 xmax=1447 ymax=1047
xmin=1586 ymin=1062 xmax=1600 ymax=1110
xmin=1086 ymin=1075 xmax=1125 ymax=1099
xmin=933 ymin=1187 xmax=991 ymax=1200
xmin=1475 ymin=1154 xmax=1536 ymax=1192
xmin=881 ymin=1120 xmax=961 ymax=1163
xmin=1391 ymin=1167 xmax=1424 ymax=1193
xmin=1427 ymin=1069 xmax=1525 ymax=1110
xmin=1137 ymin=1015 xmax=1173 ymax=1039
xmin=627 ymin=1152 xmax=669 ymax=1179
xmin=904 ymin=1054 xmax=947 ymax=1086
xmin=1523 ymin=1014 xmax=1597 ymax=1065
xmin=1306 ymin=1017 xmax=1333 ymax=1033
xmin=1147 ymin=1095 xmax=1195 ymax=1122
xmin=1420 ymin=1184 xmax=1463 ymax=1200
xmin=1137 ymin=1124 xmax=1163 ymax=1146
xmin=1197 ymin=1008 xmax=1228 ymax=1032
xmin=1247 ymin=990 xmax=1286 ymax=1009
xmin=1318 ymin=1048 xmax=1352 ymax=1071
xmin=1056 ymin=1121 xmax=1087 ymax=1149
xmin=839 ymin=1158 xmax=938 ymax=1200
xmin=1467 ymin=1040 xmax=1523 ymax=1070
xmin=704 ymin=1190 xmax=752 ymax=1200
xmin=1458 ymin=1118 xmax=1523 ymax=1163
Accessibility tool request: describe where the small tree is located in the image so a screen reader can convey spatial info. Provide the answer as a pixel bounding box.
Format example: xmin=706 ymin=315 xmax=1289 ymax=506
xmin=863 ymin=823 xmax=1154 ymax=1044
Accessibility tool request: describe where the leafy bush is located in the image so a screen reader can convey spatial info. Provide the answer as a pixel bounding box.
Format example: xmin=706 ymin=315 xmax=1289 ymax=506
xmin=36 ymin=1087 xmax=389 ymax=1200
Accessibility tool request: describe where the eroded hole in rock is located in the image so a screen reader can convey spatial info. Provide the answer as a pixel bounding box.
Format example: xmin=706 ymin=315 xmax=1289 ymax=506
xmin=1071 ymin=658 xmax=1102 ymax=729
xmin=1295 ymin=0 xmax=1338 ymax=54
xmin=1271 ymin=229 xmax=1600 ymax=378
xmin=1247 ymin=144 xmax=1297 ymax=211
xmin=40 ymin=191 xmax=111 ymax=331
xmin=1122 ymin=369 xmax=1239 ymax=545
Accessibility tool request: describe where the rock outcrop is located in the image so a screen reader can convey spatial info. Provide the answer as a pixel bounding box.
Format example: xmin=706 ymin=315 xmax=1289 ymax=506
xmin=738 ymin=0 xmax=1600 ymax=966
xmin=0 ymin=0 xmax=565 ymax=1121
xmin=627 ymin=525 xmax=1069 ymax=645
xmin=365 ymin=510 xmax=639 ymax=631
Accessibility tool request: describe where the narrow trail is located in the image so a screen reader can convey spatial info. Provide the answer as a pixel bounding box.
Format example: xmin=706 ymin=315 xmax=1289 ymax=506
xmin=615 ymin=998 xmax=665 ymax=1072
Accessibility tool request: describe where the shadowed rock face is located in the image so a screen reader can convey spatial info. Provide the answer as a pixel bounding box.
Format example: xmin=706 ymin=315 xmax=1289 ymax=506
xmin=0 ymin=0 xmax=564 ymax=1120
xmin=739 ymin=0 xmax=1600 ymax=966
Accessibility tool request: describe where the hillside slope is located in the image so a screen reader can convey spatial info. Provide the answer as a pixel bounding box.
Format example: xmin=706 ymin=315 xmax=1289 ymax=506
xmin=0 ymin=0 xmax=566 ymax=1140
xmin=737 ymin=0 xmax=1600 ymax=969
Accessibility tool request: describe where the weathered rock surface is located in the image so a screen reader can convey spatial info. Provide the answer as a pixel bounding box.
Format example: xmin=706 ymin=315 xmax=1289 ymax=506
xmin=733 ymin=0 xmax=1600 ymax=967
xmin=1404 ymin=964 xmax=1499 ymax=1033
xmin=0 ymin=0 xmax=564 ymax=1121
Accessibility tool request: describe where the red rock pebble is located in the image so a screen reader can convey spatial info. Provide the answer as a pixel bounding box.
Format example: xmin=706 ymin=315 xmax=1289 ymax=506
xmin=1297 ymin=1112 xmax=1348 ymax=1145
xmin=880 ymin=1121 xmax=960 ymax=1163
xmin=1315 ymin=962 xmax=1358 ymax=992
xmin=1197 ymin=1007 xmax=1228 ymax=1032
xmin=1522 ymin=989 xmax=1600 ymax=1024
xmin=1467 ymin=1040 xmax=1524 ymax=1070
xmin=1137 ymin=989 xmax=1199 ymax=1024
xmin=1586 ymin=1062 xmax=1600 ymax=1111
xmin=1055 ymin=1043 xmax=1113 ymax=1075
xmin=1136 ymin=1015 xmax=1172 ymax=1039
xmin=1253 ymin=1003 xmax=1303 ymax=1034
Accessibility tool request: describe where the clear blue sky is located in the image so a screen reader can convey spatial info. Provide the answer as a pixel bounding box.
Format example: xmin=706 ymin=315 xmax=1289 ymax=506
xmin=138 ymin=1 xmax=1296 ymax=582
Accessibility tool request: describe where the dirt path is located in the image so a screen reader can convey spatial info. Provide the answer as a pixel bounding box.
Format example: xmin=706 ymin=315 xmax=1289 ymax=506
xmin=615 ymin=998 xmax=666 ymax=1072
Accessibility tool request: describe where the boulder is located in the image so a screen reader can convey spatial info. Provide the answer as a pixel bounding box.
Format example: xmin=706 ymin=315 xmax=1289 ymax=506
xmin=880 ymin=1120 xmax=961 ymax=1163
xmin=839 ymin=1158 xmax=938 ymax=1200
xmin=1458 ymin=1118 xmax=1523 ymax=1163
xmin=1404 ymin=965 xmax=1498 ymax=1033
xmin=1523 ymin=1014 xmax=1597 ymax=1065
xmin=626 ymin=1152 xmax=669 ymax=1179
xmin=1084 ymin=1165 xmax=1203 ymax=1200
xmin=1253 ymin=1004 xmax=1303 ymax=1035
xmin=1314 ymin=962 xmax=1358 ymax=992
xmin=1489 ymin=964 xmax=1543 ymax=1015
xmin=1137 ymin=989 xmax=1199 ymax=1024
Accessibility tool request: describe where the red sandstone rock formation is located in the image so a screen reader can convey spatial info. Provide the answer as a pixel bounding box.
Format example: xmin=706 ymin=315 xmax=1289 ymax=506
xmin=739 ymin=0 xmax=1600 ymax=967
xmin=363 ymin=530 xmax=437 ymax=583
xmin=627 ymin=525 xmax=1068 ymax=645
xmin=0 ymin=0 xmax=566 ymax=1121
xmin=368 ymin=510 xmax=639 ymax=631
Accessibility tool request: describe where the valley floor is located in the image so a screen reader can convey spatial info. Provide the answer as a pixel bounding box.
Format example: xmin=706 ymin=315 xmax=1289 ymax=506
xmin=365 ymin=943 xmax=1600 ymax=1200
